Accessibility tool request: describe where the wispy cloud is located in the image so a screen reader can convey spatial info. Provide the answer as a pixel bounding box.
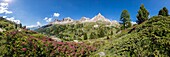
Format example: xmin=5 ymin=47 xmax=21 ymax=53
xmin=26 ymin=21 xmax=42 ymax=28
xmin=44 ymin=17 xmax=52 ymax=22
xmin=6 ymin=17 xmax=20 ymax=24
xmin=44 ymin=12 xmax=60 ymax=23
xmin=3 ymin=16 xmax=21 ymax=24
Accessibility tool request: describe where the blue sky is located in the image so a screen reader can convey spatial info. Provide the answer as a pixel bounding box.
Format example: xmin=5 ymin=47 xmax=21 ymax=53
xmin=0 ymin=0 xmax=170 ymax=27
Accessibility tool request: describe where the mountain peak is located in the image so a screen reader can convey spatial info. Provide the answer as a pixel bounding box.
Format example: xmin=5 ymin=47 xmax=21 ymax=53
xmin=98 ymin=13 xmax=102 ymax=16
xmin=91 ymin=13 xmax=111 ymax=22
xmin=91 ymin=13 xmax=105 ymax=21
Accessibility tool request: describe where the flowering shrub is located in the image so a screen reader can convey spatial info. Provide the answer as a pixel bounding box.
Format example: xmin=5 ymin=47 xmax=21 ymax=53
xmin=2 ymin=29 xmax=96 ymax=57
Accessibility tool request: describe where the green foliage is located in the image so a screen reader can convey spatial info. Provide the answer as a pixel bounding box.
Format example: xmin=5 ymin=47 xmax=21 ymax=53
xmin=0 ymin=29 xmax=96 ymax=57
xmin=0 ymin=17 xmax=96 ymax=57
xmin=36 ymin=22 xmax=118 ymax=41
xmin=137 ymin=4 xmax=149 ymax=24
xmin=84 ymin=33 xmax=88 ymax=40
xmin=158 ymin=7 xmax=169 ymax=16
xmin=105 ymin=16 xmax=170 ymax=56
xmin=0 ymin=17 xmax=21 ymax=30
xmin=2 ymin=4 xmax=170 ymax=56
xmin=120 ymin=10 xmax=132 ymax=29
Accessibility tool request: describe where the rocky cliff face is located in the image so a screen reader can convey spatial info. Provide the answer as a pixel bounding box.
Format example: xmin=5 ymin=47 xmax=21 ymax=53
xmin=50 ymin=17 xmax=73 ymax=24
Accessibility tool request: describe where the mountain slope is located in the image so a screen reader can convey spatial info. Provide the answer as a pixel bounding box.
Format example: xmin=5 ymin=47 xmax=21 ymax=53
xmin=36 ymin=13 xmax=120 ymax=41
xmin=0 ymin=17 xmax=96 ymax=57
xmin=0 ymin=17 xmax=22 ymax=30
xmin=36 ymin=21 xmax=119 ymax=41
xmin=92 ymin=16 xmax=170 ymax=56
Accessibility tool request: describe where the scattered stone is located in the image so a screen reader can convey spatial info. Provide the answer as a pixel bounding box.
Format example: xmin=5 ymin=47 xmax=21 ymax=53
xmin=0 ymin=28 xmax=3 ymax=32
xmin=18 ymin=29 xmax=22 ymax=32
xmin=117 ymin=31 xmax=122 ymax=34
xmin=73 ymin=40 xmax=79 ymax=43
xmin=50 ymin=36 xmax=62 ymax=42
xmin=94 ymin=25 xmax=99 ymax=28
xmin=98 ymin=52 xmax=105 ymax=57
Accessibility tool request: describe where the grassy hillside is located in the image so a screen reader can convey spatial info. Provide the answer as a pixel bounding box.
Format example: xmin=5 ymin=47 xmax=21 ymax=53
xmin=89 ymin=16 xmax=170 ymax=57
xmin=0 ymin=17 xmax=22 ymax=30
xmin=0 ymin=17 xmax=96 ymax=57
xmin=0 ymin=17 xmax=22 ymax=56
xmin=1 ymin=16 xmax=170 ymax=57
xmin=36 ymin=21 xmax=119 ymax=41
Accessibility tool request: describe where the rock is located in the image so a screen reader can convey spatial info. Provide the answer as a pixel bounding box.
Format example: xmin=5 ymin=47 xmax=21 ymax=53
xmin=73 ymin=40 xmax=79 ymax=43
xmin=98 ymin=52 xmax=105 ymax=57
xmin=0 ymin=28 xmax=3 ymax=32
xmin=80 ymin=17 xmax=90 ymax=23
xmin=18 ymin=29 xmax=22 ymax=32
xmin=94 ymin=25 xmax=99 ymax=28
xmin=63 ymin=17 xmax=73 ymax=22
xmin=50 ymin=17 xmax=74 ymax=24
xmin=50 ymin=36 xmax=62 ymax=42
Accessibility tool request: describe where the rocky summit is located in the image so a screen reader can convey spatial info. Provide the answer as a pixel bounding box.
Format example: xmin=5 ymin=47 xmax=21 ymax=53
xmin=91 ymin=13 xmax=111 ymax=22
xmin=49 ymin=13 xmax=113 ymax=25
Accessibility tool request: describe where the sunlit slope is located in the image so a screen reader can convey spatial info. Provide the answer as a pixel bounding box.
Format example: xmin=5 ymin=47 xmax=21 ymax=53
xmin=0 ymin=18 xmax=96 ymax=57
xmin=105 ymin=16 xmax=170 ymax=56
xmin=36 ymin=21 xmax=119 ymax=41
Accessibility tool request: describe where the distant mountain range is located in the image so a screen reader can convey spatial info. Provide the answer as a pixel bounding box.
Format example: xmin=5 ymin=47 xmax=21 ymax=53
xmin=35 ymin=13 xmax=121 ymax=41
xmin=49 ymin=13 xmax=119 ymax=26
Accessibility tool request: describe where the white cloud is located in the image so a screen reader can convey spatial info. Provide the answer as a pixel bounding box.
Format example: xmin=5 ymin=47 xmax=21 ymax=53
xmin=26 ymin=21 xmax=42 ymax=28
xmin=37 ymin=21 xmax=41 ymax=26
xmin=0 ymin=2 xmax=13 ymax=14
xmin=44 ymin=17 xmax=52 ymax=22
xmin=131 ymin=21 xmax=137 ymax=25
xmin=43 ymin=12 xmax=60 ymax=23
xmin=3 ymin=0 xmax=12 ymax=3
xmin=53 ymin=13 xmax=60 ymax=17
xmin=3 ymin=16 xmax=21 ymax=24
xmin=0 ymin=3 xmax=8 ymax=7
xmin=0 ymin=2 xmax=20 ymax=24
xmin=2 ymin=16 xmax=7 ymax=18
xmin=26 ymin=25 xmax=37 ymax=28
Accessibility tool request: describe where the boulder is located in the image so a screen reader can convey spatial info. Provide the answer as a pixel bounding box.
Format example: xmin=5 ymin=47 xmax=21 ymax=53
xmin=0 ymin=28 xmax=3 ymax=32
xmin=98 ymin=52 xmax=105 ymax=57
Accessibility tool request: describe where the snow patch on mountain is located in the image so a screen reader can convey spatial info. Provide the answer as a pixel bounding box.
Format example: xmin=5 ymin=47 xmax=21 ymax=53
xmin=91 ymin=13 xmax=111 ymax=22
xmin=49 ymin=13 xmax=119 ymax=26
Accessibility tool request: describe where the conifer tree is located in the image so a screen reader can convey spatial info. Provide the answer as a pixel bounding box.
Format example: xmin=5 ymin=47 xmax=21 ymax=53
xmin=136 ymin=4 xmax=149 ymax=24
xmin=158 ymin=7 xmax=169 ymax=16
xmin=120 ymin=10 xmax=132 ymax=29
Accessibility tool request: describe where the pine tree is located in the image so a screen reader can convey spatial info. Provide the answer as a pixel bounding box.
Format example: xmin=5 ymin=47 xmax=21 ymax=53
xmin=136 ymin=4 xmax=149 ymax=24
xmin=120 ymin=10 xmax=132 ymax=29
xmin=158 ymin=7 xmax=169 ymax=16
